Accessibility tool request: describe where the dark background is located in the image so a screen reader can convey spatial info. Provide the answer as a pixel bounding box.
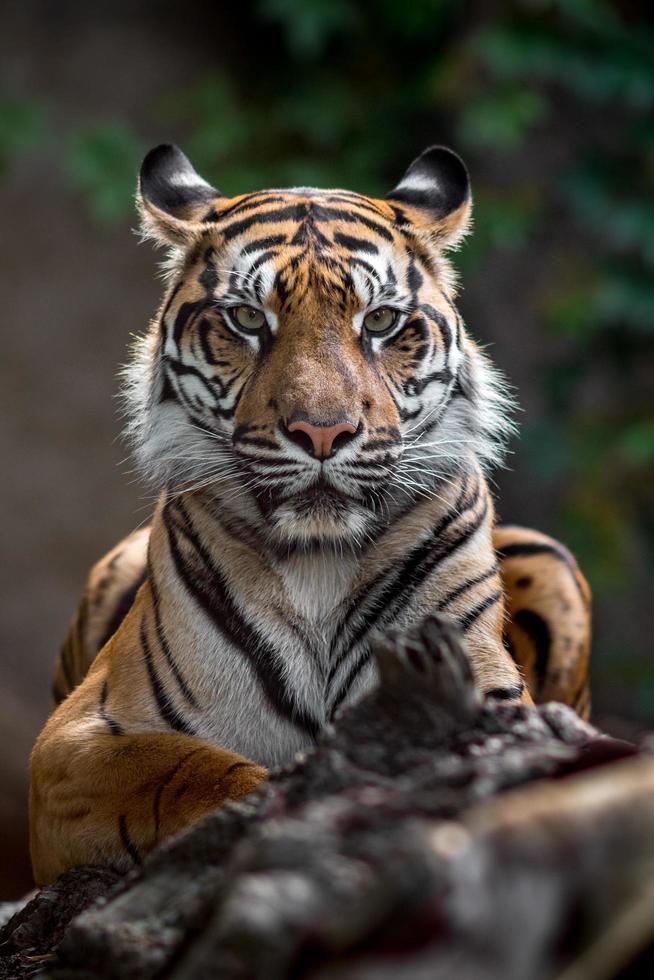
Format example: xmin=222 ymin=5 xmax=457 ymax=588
xmin=1 ymin=0 xmax=652 ymax=898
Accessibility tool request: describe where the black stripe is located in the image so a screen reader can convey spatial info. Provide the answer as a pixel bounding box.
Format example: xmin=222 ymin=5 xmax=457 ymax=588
xmin=439 ymin=565 xmax=499 ymax=611
xmin=157 ymin=281 xmax=184 ymax=354
xmin=172 ymin=298 xmax=209 ymax=346
xmin=245 ymin=248 xmax=279 ymax=277
xmin=165 ymin=362 xmax=239 ymax=421
xmin=348 ymin=256 xmax=382 ymax=285
xmin=140 ymin=620 xmax=195 ymax=735
xmin=513 ymin=609 xmax=551 ymax=694
xmin=236 ymin=436 xmax=280 ymax=450
xmin=331 ymin=480 xmax=484 ymax=674
xmin=354 ymin=492 xmax=488 ymax=639
xmin=312 ymin=204 xmax=395 ymax=241
xmin=398 ymin=403 xmax=423 ymax=423
xmin=496 ymin=541 xmax=573 ymax=566
xmin=152 ymin=748 xmax=203 ymax=840
xmin=327 ymin=485 xmax=487 ymax=705
xmin=118 ymin=814 xmax=142 ymax=867
xmin=407 ymin=252 xmax=423 ymax=296
xmin=164 ymin=354 xmax=227 ymax=400
xmin=224 ymin=760 xmax=255 ymax=776
xmin=333 ymin=232 xmax=379 ymax=254
xmin=290 ymin=215 xmax=332 ymax=250
xmin=486 ymin=684 xmax=525 ymax=702
xmin=249 ymin=466 xmax=303 ymax=480
xmin=340 ymin=457 xmax=395 ymax=473
xmin=329 ymin=645 xmax=373 ymax=718
xmin=400 ymin=378 xmax=455 ymax=438
xmin=324 ymin=193 xmax=389 ymax=218
xmin=150 ymin=576 xmax=198 ymax=707
xmin=328 ymin=485 xmax=469 ymax=670
xmin=220 ymin=204 xmax=312 ymax=242
xmin=422 ymin=305 xmax=453 ymax=351
xmin=208 ymin=507 xmax=267 ymax=555
xmin=332 ymin=479 xmax=468 ymax=648
xmin=361 ymin=434 xmax=401 ymax=449
xmin=406 ymin=367 xmax=452 ymax=397
xmin=99 ymin=681 xmax=124 ymax=736
xmin=496 ymin=539 xmax=589 ymax=607
xmin=240 ymin=233 xmax=287 ymax=255
xmin=214 ymin=193 xmax=287 ymax=222
xmin=198 ymin=317 xmax=220 ymax=366
xmin=459 ymin=590 xmax=503 ymax=632
xmin=165 ymin=504 xmax=321 ymax=739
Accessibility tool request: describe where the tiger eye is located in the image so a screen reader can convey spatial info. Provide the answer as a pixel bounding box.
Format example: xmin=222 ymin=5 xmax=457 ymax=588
xmin=363 ymin=307 xmax=398 ymax=333
xmin=234 ymin=305 xmax=266 ymax=330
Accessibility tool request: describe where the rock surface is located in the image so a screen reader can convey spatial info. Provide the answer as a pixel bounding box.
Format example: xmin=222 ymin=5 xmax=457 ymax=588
xmin=2 ymin=616 xmax=653 ymax=979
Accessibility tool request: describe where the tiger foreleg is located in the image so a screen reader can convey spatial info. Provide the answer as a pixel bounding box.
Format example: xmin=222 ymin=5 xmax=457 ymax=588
xmin=29 ymin=723 xmax=266 ymax=886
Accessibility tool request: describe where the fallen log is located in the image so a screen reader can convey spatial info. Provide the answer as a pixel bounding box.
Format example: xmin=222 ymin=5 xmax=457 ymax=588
xmin=1 ymin=616 xmax=652 ymax=979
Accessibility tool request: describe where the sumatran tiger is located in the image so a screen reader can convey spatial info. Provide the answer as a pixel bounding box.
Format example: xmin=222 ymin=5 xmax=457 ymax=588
xmin=29 ymin=144 xmax=591 ymax=885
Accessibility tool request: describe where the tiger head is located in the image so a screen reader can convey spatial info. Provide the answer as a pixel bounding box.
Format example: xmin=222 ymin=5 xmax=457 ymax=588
xmin=125 ymin=144 xmax=513 ymax=547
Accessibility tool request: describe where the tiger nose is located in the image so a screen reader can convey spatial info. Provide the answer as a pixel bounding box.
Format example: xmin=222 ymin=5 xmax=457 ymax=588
xmin=286 ymin=418 xmax=359 ymax=460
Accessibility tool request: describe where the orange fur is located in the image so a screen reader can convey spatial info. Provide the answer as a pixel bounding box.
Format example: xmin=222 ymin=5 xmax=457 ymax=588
xmin=31 ymin=145 xmax=591 ymax=886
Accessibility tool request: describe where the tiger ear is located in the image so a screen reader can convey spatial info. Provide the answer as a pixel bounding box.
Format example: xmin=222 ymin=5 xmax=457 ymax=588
xmin=386 ymin=146 xmax=471 ymax=247
xmin=137 ymin=144 xmax=223 ymax=247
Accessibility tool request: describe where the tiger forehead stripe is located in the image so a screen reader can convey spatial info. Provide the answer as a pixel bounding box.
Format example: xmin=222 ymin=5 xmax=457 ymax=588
xmin=207 ymin=187 xmax=392 ymax=225
xmin=191 ymin=195 xmax=415 ymax=319
xmin=204 ymin=193 xmax=288 ymax=223
xmin=211 ymin=197 xmax=398 ymax=247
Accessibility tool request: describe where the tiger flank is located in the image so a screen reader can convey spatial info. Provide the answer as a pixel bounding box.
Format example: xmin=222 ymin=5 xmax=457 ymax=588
xmin=30 ymin=145 xmax=591 ymax=884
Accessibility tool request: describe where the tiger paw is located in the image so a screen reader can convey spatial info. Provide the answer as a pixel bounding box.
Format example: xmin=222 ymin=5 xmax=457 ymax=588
xmin=372 ymin=614 xmax=478 ymax=712
xmin=221 ymin=760 xmax=268 ymax=802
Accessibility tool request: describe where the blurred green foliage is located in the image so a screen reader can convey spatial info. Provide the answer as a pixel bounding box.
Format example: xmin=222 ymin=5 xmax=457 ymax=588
xmin=0 ymin=96 xmax=46 ymax=173
xmin=2 ymin=0 xmax=652 ymax=714
xmin=66 ymin=123 xmax=146 ymax=223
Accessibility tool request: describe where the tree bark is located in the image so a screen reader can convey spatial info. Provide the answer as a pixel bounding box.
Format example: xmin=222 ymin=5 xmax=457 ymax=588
xmin=1 ymin=617 xmax=652 ymax=979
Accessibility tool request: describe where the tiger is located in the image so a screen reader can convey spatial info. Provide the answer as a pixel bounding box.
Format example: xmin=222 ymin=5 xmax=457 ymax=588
xmin=29 ymin=143 xmax=591 ymax=885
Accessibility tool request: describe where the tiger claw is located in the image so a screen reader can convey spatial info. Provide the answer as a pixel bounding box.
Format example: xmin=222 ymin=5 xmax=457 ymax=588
xmin=373 ymin=613 xmax=478 ymax=711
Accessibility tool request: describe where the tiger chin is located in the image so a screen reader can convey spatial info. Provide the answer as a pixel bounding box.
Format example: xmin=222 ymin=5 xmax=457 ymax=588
xmin=29 ymin=142 xmax=592 ymax=886
xmin=269 ymin=488 xmax=373 ymax=547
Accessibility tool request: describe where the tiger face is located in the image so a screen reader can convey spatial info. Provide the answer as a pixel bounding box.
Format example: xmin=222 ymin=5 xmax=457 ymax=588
xmin=125 ymin=145 xmax=512 ymax=546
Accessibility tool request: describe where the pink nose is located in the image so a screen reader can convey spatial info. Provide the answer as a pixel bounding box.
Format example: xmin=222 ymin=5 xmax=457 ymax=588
xmin=287 ymin=419 xmax=358 ymax=459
